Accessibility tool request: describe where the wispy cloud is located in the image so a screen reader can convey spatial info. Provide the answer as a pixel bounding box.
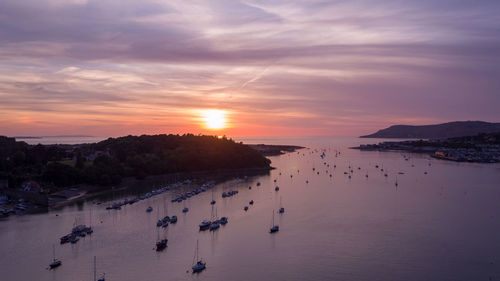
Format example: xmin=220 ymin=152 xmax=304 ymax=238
xmin=0 ymin=0 xmax=499 ymax=136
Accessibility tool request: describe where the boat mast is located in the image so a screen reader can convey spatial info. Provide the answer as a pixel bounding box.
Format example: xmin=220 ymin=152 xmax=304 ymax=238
xmin=193 ymin=239 xmax=199 ymax=264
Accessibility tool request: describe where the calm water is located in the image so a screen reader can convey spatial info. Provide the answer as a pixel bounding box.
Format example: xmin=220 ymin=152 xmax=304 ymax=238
xmin=1 ymin=137 xmax=500 ymax=281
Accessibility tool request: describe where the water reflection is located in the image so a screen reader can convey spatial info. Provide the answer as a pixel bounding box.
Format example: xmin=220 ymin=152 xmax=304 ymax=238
xmin=1 ymin=137 xmax=500 ymax=281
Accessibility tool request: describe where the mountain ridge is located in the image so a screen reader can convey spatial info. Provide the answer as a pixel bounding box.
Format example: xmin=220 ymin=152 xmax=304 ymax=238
xmin=360 ymin=121 xmax=500 ymax=139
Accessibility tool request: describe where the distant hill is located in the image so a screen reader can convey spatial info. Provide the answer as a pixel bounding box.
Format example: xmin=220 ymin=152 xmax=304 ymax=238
xmin=360 ymin=121 xmax=500 ymax=139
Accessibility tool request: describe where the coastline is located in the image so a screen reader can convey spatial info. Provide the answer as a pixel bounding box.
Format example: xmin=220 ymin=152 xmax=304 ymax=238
xmin=351 ymin=142 xmax=500 ymax=163
xmin=1 ymin=140 xmax=305 ymax=217
xmin=50 ymin=166 xmax=274 ymax=209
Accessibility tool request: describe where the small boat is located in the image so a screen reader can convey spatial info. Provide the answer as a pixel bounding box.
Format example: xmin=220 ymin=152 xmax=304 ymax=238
xmin=192 ymin=240 xmax=206 ymax=273
xmin=60 ymin=235 xmax=71 ymax=244
xmin=275 ymin=186 xmax=279 ymax=191
xmin=146 ymin=206 xmax=153 ymax=212
xmin=156 ymin=239 xmax=168 ymax=251
xmin=70 ymin=236 xmax=79 ymax=244
xmin=269 ymin=210 xmax=279 ymax=233
xmin=170 ymin=215 xmax=178 ymax=223
xmin=256 ymin=182 xmax=261 ymax=186
xmin=278 ymin=197 xmax=284 ymax=214
xmin=209 ymin=221 xmax=220 ymax=231
xmin=244 ymin=206 xmax=249 ymax=211
xmin=182 ymin=207 xmax=189 ymax=213
xmin=156 ymin=220 xmax=163 ymax=227
xmin=210 ymin=200 xmax=216 ymax=205
xmin=49 ymin=259 xmax=62 ymax=269
xmin=49 ymin=245 xmax=62 ymax=269
xmin=199 ymin=220 xmax=211 ymax=230
xmin=249 ymin=200 xmax=254 ymax=205
xmin=220 ymin=217 xmax=228 ymax=225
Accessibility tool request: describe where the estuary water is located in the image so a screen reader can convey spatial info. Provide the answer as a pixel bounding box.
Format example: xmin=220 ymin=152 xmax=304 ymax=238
xmin=1 ymin=136 xmax=500 ymax=281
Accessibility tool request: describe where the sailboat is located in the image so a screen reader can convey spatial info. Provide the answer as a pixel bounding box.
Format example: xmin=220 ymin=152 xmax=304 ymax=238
xmin=278 ymin=197 xmax=285 ymax=214
xmin=155 ymin=225 xmax=168 ymax=251
xmin=49 ymin=244 xmax=62 ymax=269
xmin=192 ymin=240 xmax=206 ymax=273
xmin=94 ymin=256 xmax=105 ymax=281
xmin=209 ymin=207 xmax=220 ymax=231
xmin=199 ymin=205 xmax=213 ymax=231
xmin=269 ymin=210 xmax=279 ymax=233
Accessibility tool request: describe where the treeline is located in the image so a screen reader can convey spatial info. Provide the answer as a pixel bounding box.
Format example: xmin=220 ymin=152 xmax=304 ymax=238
xmin=402 ymin=131 xmax=500 ymax=149
xmin=0 ymin=134 xmax=271 ymax=192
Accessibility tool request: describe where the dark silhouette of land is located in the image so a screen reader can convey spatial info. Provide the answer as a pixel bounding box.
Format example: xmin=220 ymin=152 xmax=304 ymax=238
xmin=353 ymin=131 xmax=500 ymax=163
xmin=0 ymin=134 xmax=281 ymax=193
xmin=361 ymin=121 xmax=500 ymax=139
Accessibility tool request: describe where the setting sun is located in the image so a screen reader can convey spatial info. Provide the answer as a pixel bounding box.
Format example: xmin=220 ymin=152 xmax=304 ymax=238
xmin=201 ymin=109 xmax=227 ymax=130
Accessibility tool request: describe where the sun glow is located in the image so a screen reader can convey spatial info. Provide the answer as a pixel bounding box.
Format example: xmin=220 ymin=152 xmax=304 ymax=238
xmin=201 ymin=109 xmax=227 ymax=130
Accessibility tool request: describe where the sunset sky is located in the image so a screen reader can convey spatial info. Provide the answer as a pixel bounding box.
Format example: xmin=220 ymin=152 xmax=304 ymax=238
xmin=1 ymin=0 xmax=499 ymax=137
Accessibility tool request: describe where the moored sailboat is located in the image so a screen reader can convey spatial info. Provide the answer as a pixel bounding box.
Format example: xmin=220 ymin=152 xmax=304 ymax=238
xmin=49 ymin=244 xmax=62 ymax=269
xmin=192 ymin=240 xmax=206 ymax=273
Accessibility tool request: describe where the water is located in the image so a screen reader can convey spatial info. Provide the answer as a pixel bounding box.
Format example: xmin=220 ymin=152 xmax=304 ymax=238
xmin=1 ymin=137 xmax=500 ymax=281
xmin=15 ymin=136 xmax=105 ymax=145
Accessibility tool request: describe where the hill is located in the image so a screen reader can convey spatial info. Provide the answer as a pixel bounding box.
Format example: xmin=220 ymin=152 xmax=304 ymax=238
xmin=0 ymin=134 xmax=272 ymax=192
xmin=360 ymin=121 xmax=500 ymax=139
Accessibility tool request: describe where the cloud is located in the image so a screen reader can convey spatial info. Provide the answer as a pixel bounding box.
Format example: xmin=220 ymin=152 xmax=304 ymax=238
xmin=0 ymin=0 xmax=499 ymax=136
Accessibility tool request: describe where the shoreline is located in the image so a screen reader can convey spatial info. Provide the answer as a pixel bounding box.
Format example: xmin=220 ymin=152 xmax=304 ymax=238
xmin=1 ymin=142 xmax=305 ymax=217
xmin=50 ymin=166 xmax=274 ymax=209
xmin=351 ymin=144 xmax=499 ymax=164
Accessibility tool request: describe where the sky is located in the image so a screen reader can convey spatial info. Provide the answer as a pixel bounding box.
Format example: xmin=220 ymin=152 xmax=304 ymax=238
xmin=0 ymin=0 xmax=499 ymax=137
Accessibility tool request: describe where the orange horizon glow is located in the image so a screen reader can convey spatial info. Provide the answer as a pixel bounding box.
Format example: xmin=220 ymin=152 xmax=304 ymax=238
xmin=1 ymin=1 xmax=498 ymax=138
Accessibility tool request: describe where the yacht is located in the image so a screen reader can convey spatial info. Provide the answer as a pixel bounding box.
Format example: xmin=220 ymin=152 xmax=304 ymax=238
xmin=220 ymin=217 xmax=228 ymax=225
xmin=199 ymin=220 xmax=211 ymax=230
xmin=156 ymin=239 xmax=168 ymax=251
xmin=49 ymin=245 xmax=62 ymax=269
xmin=192 ymin=240 xmax=206 ymax=273
xmin=279 ymin=197 xmax=285 ymax=214
xmin=269 ymin=210 xmax=279 ymax=233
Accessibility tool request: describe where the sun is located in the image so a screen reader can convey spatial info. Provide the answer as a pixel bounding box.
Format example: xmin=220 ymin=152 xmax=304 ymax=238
xmin=201 ymin=109 xmax=227 ymax=130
